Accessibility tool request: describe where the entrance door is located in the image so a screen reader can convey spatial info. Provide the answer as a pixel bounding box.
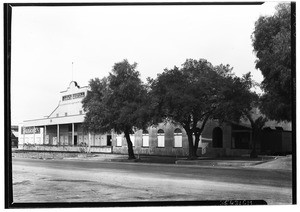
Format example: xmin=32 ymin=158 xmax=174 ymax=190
xmin=107 ymin=135 xmax=112 ymax=146
xmin=74 ymin=135 xmax=78 ymax=146
xmin=212 ymin=127 xmax=223 ymax=148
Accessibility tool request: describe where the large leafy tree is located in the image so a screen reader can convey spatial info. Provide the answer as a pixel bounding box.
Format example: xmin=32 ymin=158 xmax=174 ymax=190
xmin=82 ymin=60 xmax=151 ymax=159
xmin=219 ymin=73 xmax=267 ymax=158
xmin=150 ymin=59 xmax=233 ymax=159
xmin=252 ymin=3 xmax=292 ymax=122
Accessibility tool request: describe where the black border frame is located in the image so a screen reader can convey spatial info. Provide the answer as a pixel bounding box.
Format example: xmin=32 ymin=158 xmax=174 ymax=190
xmin=4 ymin=1 xmax=296 ymax=208
xmin=291 ymin=1 xmax=296 ymax=205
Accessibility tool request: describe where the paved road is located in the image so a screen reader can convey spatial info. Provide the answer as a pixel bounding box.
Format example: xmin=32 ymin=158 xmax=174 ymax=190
xmin=12 ymin=157 xmax=292 ymax=204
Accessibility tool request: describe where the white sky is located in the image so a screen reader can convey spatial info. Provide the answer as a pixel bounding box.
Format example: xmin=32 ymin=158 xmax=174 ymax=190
xmin=10 ymin=1 xmax=281 ymax=125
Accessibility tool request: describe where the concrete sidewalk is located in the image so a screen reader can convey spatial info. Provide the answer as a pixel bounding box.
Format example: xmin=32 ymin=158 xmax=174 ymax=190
xmin=175 ymin=159 xmax=265 ymax=167
xmin=92 ymin=154 xmax=276 ymax=168
xmin=105 ymin=154 xmax=289 ymax=170
xmin=13 ymin=150 xmax=291 ymax=170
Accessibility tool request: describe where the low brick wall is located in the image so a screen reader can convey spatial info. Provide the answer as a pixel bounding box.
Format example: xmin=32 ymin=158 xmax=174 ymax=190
xmin=203 ymin=148 xmax=226 ymax=157
xmin=225 ymin=148 xmax=252 ymax=157
xmin=112 ymin=146 xmax=203 ymax=157
xmin=18 ymin=145 xmax=112 ymax=153
xmin=12 ymin=151 xmax=92 ymax=159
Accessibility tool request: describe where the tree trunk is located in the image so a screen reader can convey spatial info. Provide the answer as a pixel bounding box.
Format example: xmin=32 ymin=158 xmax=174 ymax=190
xmin=246 ymin=114 xmax=258 ymax=158
xmin=186 ymin=129 xmax=197 ymax=160
xmin=124 ymin=130 xmax=136 ymax=159
xmin=250 ymin=129 xmax=258 ymax=158
xmin=193 ymin=134 xmax=200 ymax=157
xmin=193 ymin=115 xmax=209 ymax=157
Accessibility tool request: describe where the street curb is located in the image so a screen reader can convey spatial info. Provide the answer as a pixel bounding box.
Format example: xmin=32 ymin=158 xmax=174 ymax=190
xmin=175 ymin=160 xmax=266 ymax=167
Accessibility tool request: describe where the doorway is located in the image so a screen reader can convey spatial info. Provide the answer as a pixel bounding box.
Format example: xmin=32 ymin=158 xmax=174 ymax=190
xmin=74 ymin=135 xmax=78 ymax=146
xmin=212 ymin=127 xmax=223 ymax=148
xmin=107 ymin=135 xmax=112 ymax=146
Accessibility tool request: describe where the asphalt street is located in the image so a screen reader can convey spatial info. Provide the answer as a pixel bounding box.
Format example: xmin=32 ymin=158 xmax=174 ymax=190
xmin=12 ymin=157 xmax=292 ymax=204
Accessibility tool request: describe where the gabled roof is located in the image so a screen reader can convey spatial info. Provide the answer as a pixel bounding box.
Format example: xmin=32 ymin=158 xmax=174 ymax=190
xmin=22 ymin=81 xmax=88 ymax=127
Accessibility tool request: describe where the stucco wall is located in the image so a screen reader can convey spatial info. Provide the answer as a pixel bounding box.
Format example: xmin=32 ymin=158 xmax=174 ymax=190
xmin=111 ymin=121 xmax=228 ymax=157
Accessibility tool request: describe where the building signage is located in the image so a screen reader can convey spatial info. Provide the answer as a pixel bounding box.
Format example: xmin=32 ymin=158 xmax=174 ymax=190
xmin=22 ymin=127 xmax=40 ymax=134
xmin=73 ymin=92 xmax=85 ymax=99
xmin=62 ymin=92 xmax=85 ymax=101
xmin=62 ymin=95 xmax=72 ymax=101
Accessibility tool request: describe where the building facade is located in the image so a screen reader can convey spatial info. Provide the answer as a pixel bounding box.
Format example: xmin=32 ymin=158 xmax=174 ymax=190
xmin=18 ymin=81 xmax=292 ymax=157
xmin=19 ymin=81 xmax=112 ymax=153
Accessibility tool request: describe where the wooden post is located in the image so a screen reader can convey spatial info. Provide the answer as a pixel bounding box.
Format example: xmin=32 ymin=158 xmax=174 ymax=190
xmin=23 ymin=126 xmax=26 ymax=147
xmin=57 ymin=125 xmax=60 ymax=145
xmin=44 ymin=126 xmax=47 ymax=144
xmin=72 ymin=123 xmax=74 ymax=146
xmin=33 ymin=126 xmax=36 ymax=145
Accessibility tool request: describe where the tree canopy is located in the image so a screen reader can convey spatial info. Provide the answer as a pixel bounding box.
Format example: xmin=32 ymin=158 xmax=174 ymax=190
xmin=218 ymin=72 xmax=268 ymax=158
xmin=82 ymin=59 xmax=151 ymax=159
xmin=150 ymin=59 xmax=234 ymax=159
xmin=252 ymin=3 xmax=292 ymax=122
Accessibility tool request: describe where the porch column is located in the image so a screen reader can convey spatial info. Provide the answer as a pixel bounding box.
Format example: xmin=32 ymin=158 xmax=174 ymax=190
xmin=44 ymin=126 xmax=47 ymax=144
xmin=72 ymin=123 xmax=74 ymax=146
xmin=57 ymin=124 xmax=60 ymax=145
xmin=23 ymin=127 xmax=26 ymax=146
xmin=33 ymin=126 xmax=36 ymax=144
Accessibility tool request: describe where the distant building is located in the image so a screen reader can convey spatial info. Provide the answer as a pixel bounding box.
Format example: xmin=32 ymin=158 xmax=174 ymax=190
xmin=18 ymin=81 xmax=292 ymax=156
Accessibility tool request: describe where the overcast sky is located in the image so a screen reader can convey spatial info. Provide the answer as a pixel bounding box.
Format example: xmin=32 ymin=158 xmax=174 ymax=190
xmin=11 ymin=2 xmax=281 ymax=125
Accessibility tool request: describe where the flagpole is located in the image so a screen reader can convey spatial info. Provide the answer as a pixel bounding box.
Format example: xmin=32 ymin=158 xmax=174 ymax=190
xmin=72 ymin=62 xmax=74 ymax=82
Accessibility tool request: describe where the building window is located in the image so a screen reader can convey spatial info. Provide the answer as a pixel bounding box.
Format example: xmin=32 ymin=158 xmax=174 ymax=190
xmin=116 ymin=135 xmax=122 ymax=147
xmin=157 ymin=129 xmax=165 ymax=147
xmin=212 ymin=127 xmax=223 ymax=148
xmin=95 ymin=134 xmax=101 ymax=146
xmin=174 ymin=128 xmax=182 ymax=147
xmin=142 ymin=130 xmax=149 ymax=147
xmin=45 ymin=135 xmax=49 ymax=144
xmin=52 ymin=137 xmax=57 ymax=145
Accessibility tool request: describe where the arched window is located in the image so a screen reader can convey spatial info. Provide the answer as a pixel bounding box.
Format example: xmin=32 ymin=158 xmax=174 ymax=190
xmin=174 ymin=128 xmax=182 ymax=134
xmin=142 ymin=129 xmax=149 ymax=147
xmin=158 ymin=129 xmax=164 ymax=134
xmin=212 ymin=127 xmax=223 ymax=148
xmin=157 ymin=129 xmax=165 ymax=147
xmin=174 ymin=128 xmax=182 ymax=147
